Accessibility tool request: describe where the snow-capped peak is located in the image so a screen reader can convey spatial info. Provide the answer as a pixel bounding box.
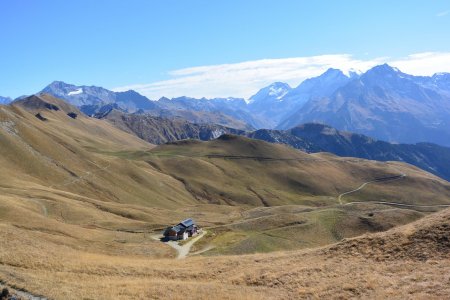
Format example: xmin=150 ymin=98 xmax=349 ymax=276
xmin=248 ymin=82 xmax=291 ymax=104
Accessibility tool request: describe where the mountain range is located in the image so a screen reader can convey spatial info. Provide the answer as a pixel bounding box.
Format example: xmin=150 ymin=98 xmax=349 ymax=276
xmin=247 ymin=68 xmax=358 ymax=127
xmin=278 ymin=65 xmax=450 ymax=147
xmin=41 ymin=81 xmax=257 ymax=130
xmin=26 ymin=64 xmax=449 ymax=147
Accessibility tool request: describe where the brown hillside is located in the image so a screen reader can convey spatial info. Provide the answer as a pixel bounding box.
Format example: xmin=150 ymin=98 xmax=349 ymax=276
xmin=326 ymin=205 xmax=450 ymax=261
xmin=0 ymin=207 xmax=448 ymax=299
xmin=146 ymin=134 xmax=450 ymax=207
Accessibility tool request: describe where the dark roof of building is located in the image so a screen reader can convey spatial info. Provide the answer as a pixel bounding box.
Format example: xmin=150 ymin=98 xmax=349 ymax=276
xmin=164 ymin=225 xmax=185 ymax=234
xmin=178 ymin=218 xmax=195 ymax=228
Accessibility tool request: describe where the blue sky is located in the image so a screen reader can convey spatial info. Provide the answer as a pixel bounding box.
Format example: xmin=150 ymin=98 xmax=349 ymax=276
xmin=1 ymin=0 xmax=450 ymax=99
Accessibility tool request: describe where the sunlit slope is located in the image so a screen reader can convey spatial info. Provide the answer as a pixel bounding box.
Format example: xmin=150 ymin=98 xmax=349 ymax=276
xmin=0 ymin=94 xmax=196 ymax=209
xmin=0 ymin=95 xmax=227 ymax=263
xmin=189 ymin=204 xmax=425 ymax=255
xmin=1 ymin=205 xmax=448 ymax=299
xmin=145 ymin=135 xmax=450 ymax=207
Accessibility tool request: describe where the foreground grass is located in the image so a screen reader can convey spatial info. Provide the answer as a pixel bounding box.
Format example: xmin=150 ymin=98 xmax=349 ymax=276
xmin=1 ymin=207 xmax=449 ymax=299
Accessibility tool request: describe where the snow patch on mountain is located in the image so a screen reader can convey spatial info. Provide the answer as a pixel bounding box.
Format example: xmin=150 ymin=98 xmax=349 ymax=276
xmin=343 ymin=68 xmax=363 ymax=77
xmin=68 ymin=88 xmax=83 ymax=96
xmin=211 ymin=128 xmax=225 ymax=139
xmin=268 ymin=86 xmax=289 ymax=100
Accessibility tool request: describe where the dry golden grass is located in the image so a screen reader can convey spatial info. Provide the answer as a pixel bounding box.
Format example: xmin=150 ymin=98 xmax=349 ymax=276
xmin=189 ymin=204 xmax=425 ymax=255
xmin=0 ymin=208 xmax=449 ymax=299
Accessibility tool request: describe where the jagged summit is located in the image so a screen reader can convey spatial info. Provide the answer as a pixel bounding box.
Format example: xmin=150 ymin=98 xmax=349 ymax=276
xmin=248 ymin=82 xmax=292 ymax=104
xmin=321 ymin=67 xmax=346 ymax=77
xmin=367 ymin=63 xmax=400 ymax=73
xmin=360 ymin=63 xmax=405 ymax=82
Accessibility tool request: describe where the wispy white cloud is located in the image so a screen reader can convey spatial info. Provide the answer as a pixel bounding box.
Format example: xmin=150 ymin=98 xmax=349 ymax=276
xmin=389 ymin=52 xmax=450 ymax=75
xmin=436 ymin=10 xmax=449 ymax=17
xmin=113 ymin=52 xmax=450 ymax=100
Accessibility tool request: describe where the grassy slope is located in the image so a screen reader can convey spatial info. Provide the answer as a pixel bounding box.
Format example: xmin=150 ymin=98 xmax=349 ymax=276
xmin=0 ymin=96 xmax=246 ymax=258
xmin=143 ymin=135 xmax=450 ymax=206
xmin=190 ymin=204 xmax=425 ymax=255
xmin=1 ymin=95 xmax=197 ymax=209
xmin=0 ymin=207 xmax=448 ymax=299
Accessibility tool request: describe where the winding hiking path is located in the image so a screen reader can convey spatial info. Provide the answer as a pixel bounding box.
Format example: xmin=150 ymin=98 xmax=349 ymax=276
xmin=338 ymin=171 xmax=407 ymax=205
xmin=153 ymin=230 xmax=207 ymax=259
xmin=344 ymin=201 xmax=450 ymax=208
xmin=337 ymin=169 xmax=450 ymax=209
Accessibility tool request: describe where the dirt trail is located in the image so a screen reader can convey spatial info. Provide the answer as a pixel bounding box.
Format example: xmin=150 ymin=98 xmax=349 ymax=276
xmin=344 ymin=201 xmax=450 ymax=208
xmin=152 ymin=231 xmax=207 ymax=259
xmin=337 ymin=168 xmax=450 ymax=208
xmin=338 ymin=172 xmax=406 ymax=205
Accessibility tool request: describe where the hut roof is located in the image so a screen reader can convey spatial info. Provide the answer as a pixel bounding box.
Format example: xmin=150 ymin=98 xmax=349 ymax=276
xmin=178 ymin=218 xmax=195 ymax=228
